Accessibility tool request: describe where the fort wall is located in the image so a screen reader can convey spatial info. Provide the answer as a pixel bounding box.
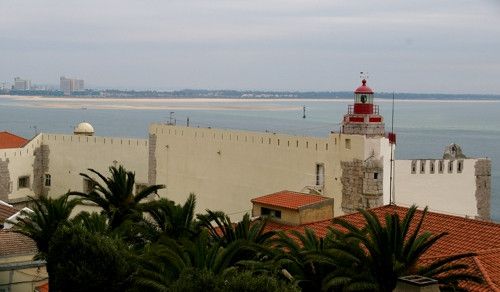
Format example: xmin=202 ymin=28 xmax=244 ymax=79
xmin=40 ymin=134 xmax=149 ymax=198
xmin=149 ymin=124 xmax=383 ymax=218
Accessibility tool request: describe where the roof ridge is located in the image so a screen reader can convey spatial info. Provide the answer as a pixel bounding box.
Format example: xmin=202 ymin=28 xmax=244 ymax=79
xmin=473 ymin=256 xmax=500 ymax=292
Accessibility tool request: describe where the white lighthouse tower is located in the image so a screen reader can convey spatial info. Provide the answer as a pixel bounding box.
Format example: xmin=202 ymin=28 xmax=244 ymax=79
xmin=342 ymin=79 xmax=385 ymax=136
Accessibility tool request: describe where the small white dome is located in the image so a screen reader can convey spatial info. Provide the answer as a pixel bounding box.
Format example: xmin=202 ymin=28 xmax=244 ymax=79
xmin=74 ymin=122 xmax=95 ymax=136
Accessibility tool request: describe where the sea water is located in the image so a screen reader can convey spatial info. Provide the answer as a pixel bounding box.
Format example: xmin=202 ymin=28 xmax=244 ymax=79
xmin=0 ymin=95 xmax=498 ymax=222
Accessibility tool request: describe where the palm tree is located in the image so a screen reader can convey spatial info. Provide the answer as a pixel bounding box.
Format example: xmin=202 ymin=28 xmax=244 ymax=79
xmin=11 ymin=194 xmax=79 ymax=260
xmin=142 ymin=193 xmax=199 ymax=241
xmin=327 ymin=205 xmax=482 ymax=291
xmin=197 ymin=210 xmax=276 ymax=247
xmin=70 ymin=165 xmax=165 ymax=229
xmin=263 ymin=228 xmax=341 ymax=292
xmin=10 ymin=194 xmax=80 ymax=291
xmin=134 ymin=230 xmax=257 ymax=291
xmin=71 ymin=211 xmax=109 ymax=234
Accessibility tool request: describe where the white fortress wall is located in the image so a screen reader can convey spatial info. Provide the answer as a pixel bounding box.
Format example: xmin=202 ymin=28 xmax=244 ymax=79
xmin=394 ymin=158 xmax=485 ymax=219
xmin=149 ymin=124 xmax=368 ymax=218
xmin=40 ymin=133 xmax=149 ymax=198
xmin=0 ymin=135 xmax=43 ymax=201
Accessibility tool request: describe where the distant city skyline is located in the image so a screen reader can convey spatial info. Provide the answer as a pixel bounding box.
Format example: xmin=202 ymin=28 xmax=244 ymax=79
xmin=1 ymin=0 xmax=499 ymax=94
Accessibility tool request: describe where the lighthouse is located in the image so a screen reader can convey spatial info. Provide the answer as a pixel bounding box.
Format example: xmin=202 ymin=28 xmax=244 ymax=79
xmin=341 ymin=79 xmax=385 ymax=136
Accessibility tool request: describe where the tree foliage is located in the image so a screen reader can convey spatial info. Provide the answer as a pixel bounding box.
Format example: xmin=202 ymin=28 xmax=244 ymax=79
xmin=11 ymin=165 xmax=482 ymax=291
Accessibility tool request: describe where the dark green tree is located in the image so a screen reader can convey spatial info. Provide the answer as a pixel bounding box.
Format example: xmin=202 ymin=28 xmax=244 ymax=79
xmin=70 ymin=165 xmax=165 ymax=229
xmin=48 ymin=224 xmax=136 ymax=292
xmin=167 ymin=268 xmax=300 ymax=292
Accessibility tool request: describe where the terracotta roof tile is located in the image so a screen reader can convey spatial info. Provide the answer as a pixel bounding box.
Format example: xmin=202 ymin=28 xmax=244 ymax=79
xmin=0 ymin=131 xmax=28 ymax=149
xmin=35 ymin=283 xmax=49 ymax=292
xmin=251 ymin=190 xmax=331 ymax=210
xmin=0 ymin=203 xmax=18 ymax=223
xmin=263 ymin=205 xmax=500 ymax=291
xmin=0 ymin=230 xmax=38 ymax=257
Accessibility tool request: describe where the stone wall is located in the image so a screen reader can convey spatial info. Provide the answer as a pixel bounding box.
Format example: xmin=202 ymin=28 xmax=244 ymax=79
xmin=341 ymin=159 xmax=365 ymax=213
xmin=474 ymin=159 xmax=491 ymax=220
xmin=32 ymin=145 xmax=50 ymax=197
xmin=0 ymin=159 xmax=10 ymax=201
xmin=341 ymin=158 xmax=384 ymax=213
xmin=362 ymin=158 xmax=384 ymax=209
xmin=148 ymin=134 xmax=157 ymax=185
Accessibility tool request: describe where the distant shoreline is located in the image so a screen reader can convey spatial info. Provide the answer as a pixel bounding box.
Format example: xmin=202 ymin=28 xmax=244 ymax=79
xmin=2 ymin=94 xmax=500 ymax=103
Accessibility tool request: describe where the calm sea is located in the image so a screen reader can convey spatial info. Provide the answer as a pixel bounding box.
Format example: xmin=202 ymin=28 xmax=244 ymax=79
xmin=0 ymin=95 xmax=498 ymax=222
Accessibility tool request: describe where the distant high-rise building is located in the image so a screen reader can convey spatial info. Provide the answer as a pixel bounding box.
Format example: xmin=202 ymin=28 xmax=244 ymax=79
xmin=13 ymin=77 xmax=31 ymax=91
xmin=60 ymin=76 xmax=84 ymax=95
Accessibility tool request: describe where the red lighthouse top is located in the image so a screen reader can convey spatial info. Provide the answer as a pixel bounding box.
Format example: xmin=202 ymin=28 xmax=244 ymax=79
xmin=354 ymin=79 xmax=374 ymax=94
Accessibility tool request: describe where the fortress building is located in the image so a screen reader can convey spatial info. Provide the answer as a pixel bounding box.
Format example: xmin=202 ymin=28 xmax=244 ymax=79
xmin=0 ymin=80 xmax=492 ymax=220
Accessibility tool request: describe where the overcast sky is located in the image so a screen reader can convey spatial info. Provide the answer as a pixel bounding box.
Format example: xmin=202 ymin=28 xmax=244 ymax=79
xmin=1 ymin=0 xmax=499 ymax=93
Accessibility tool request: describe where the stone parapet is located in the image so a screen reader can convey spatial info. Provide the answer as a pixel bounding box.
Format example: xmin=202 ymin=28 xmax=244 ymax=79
xmin=475 ymin=159 xmax=491 ymax=220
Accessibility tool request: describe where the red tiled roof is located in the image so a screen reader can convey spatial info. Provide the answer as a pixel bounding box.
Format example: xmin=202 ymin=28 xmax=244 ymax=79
xmin=264 ymin=205 xmax=500 ymax=291
xmin=0 ymin=203 xmax=18 ymax=223
xmin=35 ymin=283 xmax=49 ymax=292
xmin=251 ymin=190 xmax=331 ymax=210
xmin=0 ymin=131 xmax=28 ymax=149
xmin=0 ymin=230 xmax=38 ymax=257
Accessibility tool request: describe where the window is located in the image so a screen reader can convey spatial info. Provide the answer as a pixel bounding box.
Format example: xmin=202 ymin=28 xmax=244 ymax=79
xmin=411 ymin=160 xmax=417 ymax=174
xmin=345 ymin=139 xmax=351 ymax=150
xmin=438 ymin=160 xmax=444 ymax=173
xmin=429 ymin=160 xmax=435 ymax=174
xmin=457 ymin=160 xmax=463 ymax=173
xmin=448 ymin=161 xmax=454 ymax=173
xmin=135 ymin=183 xmax=148 ymax=195
xmin=316 ymin=163 xmax=325 ymax=186
xmin=420 ymin=160 xmax=426 ymax=174
xmin=18 ymin=176 xmax=30 ymax=189
xmin=44 ymin=174 xmax=51 ymax=187
xmin=261 ymin=207 xmax=281 ymax=219
xmin=83 ymin=178 xmax=95 ymax=193
xmin=373 ymin=172 xmax=379 ymax=179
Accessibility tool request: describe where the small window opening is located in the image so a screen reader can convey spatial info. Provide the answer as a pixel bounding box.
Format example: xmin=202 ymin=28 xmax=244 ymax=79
xmin=261 ymin=207 xmax=281 ymax=219
xmin=429 ymin=161 xmax=435 ymax=174
xmin=448 ymin=161 xmax=454 ymax=173
xmin=316 ymin=163 xmax=325 ymax=186
xmin=438 ymin=160 xmax=444 ymax=173
xmin=135 ymin=183 xmax=148 ymax=195
xmin=44 ymin=174 xmax=51 ymax=187
xmin=411 ymin=160 xmax=417 ymax=174
xmin=373 ymin=172 xmax=379 ymax=179
xmin=420 ymin=160 xmax=425 ymax=173
xmin=83 ymin=178 xmax=96 ymax=194
xmin=457 ymin=160 xmax=463 ymax=173
xmin=18 ymin=176 xmax=30 ymax=189
xmin=345 ymin=139 xmax=351 ymax=150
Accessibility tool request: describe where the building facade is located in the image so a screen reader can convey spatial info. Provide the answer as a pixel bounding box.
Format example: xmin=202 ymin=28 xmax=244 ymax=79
xmin=0 ymin=81 xmax=492 ymax=220
xmin=59 ymin=76 xmax=84 ymax=95
xmin=12 ymin=78 xmax=31 ymax=91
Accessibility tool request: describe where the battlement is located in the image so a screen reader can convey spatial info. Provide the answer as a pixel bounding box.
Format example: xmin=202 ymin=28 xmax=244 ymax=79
xmin=150 ymin=124 xmax=339 ymax=152
xmin=41 ymin=133 xmax=148 ymax=148
xmin=0 ymin=134 xmax=43 ymax=160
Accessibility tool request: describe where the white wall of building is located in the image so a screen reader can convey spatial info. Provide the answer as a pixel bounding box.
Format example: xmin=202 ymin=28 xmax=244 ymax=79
xmin=394 ymin=158 xmax=479 ymax=217
xmin=0 ymin=136 xmax=41 ymax=201
xmin=41 ymin=134 xmax=148 ymax=198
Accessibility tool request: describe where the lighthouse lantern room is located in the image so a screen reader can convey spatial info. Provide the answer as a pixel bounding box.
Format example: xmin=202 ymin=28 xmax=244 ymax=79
xmin=342 ymin=79 xmax=385 ymax=136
